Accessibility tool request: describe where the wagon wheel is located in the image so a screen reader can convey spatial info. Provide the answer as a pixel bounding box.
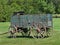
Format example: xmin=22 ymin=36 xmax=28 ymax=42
xmin=29 ymin=23 xmax=45 ymax=38
xmin=40 ymin=27 xmax=51 ymax=38
xmin=40 ymin=29 xmax=45 ymax=38
xmin=31 ymin=28 xmax=45 ymax=38
xmin=46 ymin=27 xmax=52 ymax=37
xmin=40 ymin=27 xmax=49 ymax=38
xmin=28 ymin=27 xmax=43 ymax=38
xmin=20 ymin=28 xmax=30 ymax=36
xmin=8 ymin=25 xmax=17 ymax=38
xmin=20 ymin=30 xmax=25 ymax=36
xmin=27 ymin=27 xmax=36 ymax=38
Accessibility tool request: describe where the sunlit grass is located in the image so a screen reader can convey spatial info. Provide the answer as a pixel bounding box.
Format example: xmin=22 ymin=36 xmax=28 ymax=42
xmin=53 ymin=18 xmax=60 ymax=30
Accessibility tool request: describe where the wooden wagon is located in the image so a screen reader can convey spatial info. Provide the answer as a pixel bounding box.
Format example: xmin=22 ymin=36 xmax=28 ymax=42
xmin=10 ymin=12 xmax=53 ymax=38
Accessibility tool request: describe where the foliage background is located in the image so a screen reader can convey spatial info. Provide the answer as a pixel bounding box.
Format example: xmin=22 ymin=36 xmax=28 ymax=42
xmin=0 ymin=0 xmax=60 ymax=22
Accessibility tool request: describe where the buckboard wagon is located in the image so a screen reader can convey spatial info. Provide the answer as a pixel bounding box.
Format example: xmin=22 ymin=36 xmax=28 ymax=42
xmin=9 ymin=12 xmax=52 ymax=38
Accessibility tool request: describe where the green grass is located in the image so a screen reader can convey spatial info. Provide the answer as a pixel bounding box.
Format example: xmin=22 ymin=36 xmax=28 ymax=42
xmin=53 ymin=18 xmax=60 ymax=30
xmin=0 ymin=22 xmax=10 ymax=32
xmin=0 ymin=18 xmax=60 ymax=45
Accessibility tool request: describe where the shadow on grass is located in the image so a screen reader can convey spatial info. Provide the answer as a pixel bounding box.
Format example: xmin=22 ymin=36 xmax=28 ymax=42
xmin=7 ymin=36 xmax=33 ymax=38
xmin=7 ymin=35 xmax=49 ymax=39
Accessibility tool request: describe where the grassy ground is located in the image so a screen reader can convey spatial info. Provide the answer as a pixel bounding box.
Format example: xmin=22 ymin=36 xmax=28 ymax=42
xmin=53 ymin=18 xmax=60 ymax=30
xmin=0 ymin=18 xmax=60 ymax=45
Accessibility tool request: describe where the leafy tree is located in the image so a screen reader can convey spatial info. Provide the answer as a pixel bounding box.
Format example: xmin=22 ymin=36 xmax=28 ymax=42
xmin=0 ymin=0 xmax=60 ymax=22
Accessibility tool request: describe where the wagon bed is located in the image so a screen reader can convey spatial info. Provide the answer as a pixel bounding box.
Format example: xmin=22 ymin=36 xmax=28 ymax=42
xmin=11 ymin=14 xmax=52 ymax=28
